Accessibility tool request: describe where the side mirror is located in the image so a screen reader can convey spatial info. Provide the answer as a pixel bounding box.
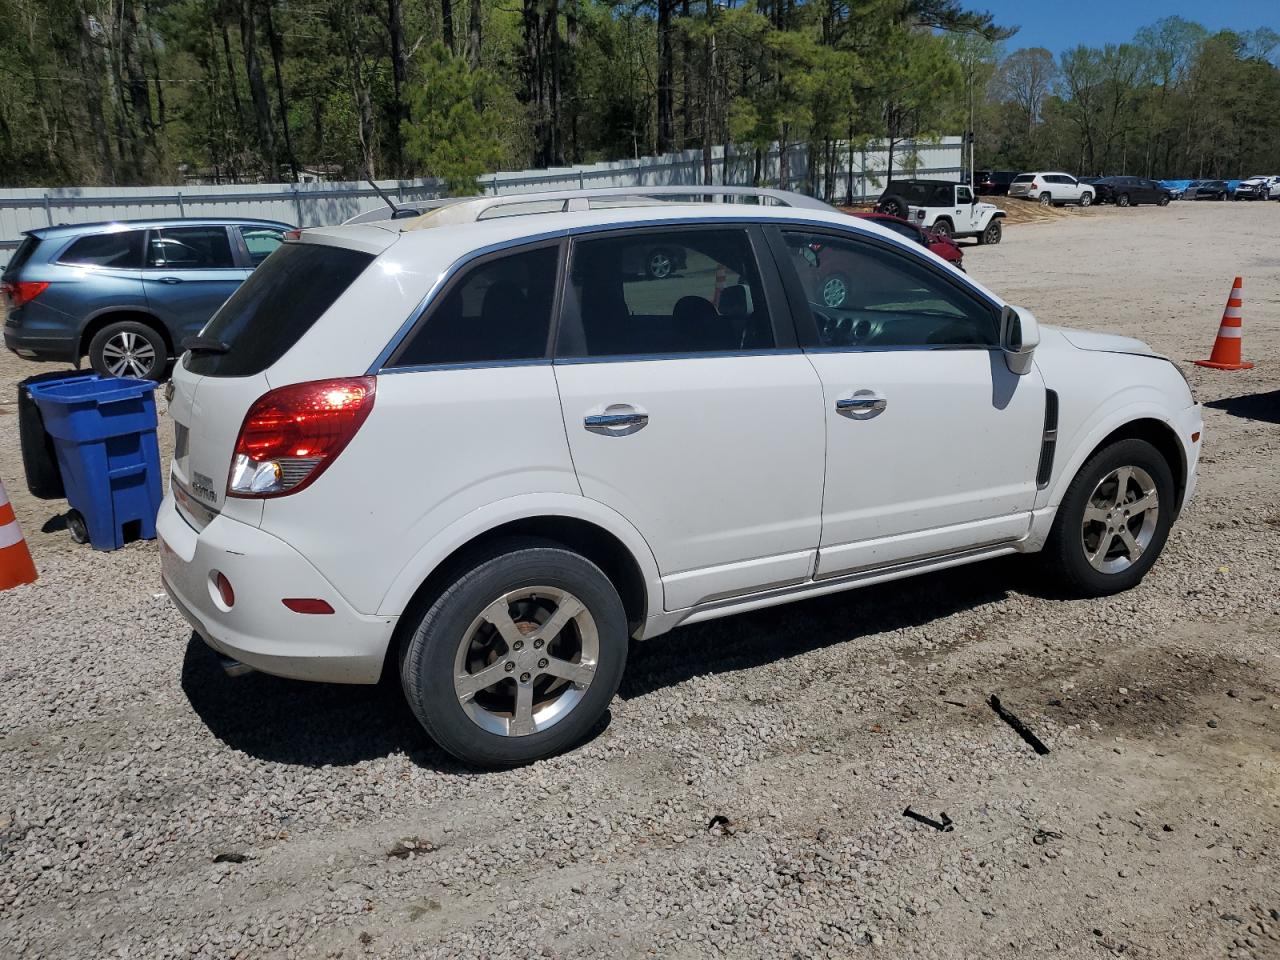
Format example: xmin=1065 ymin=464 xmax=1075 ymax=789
xmin=1000 ymin=304 xmax=1040 ymax=375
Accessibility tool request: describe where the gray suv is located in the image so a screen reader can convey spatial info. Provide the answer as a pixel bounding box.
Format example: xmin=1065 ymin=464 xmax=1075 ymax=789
xmin=3 ymin=217 xmax=293 ymax=379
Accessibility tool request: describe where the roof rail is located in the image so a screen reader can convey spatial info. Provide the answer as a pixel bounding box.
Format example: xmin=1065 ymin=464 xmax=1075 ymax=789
xmin=343 ymin=185 xmax=835 ymax=228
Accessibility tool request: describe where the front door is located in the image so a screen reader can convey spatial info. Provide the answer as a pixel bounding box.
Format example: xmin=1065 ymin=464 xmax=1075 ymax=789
xmin=142 ymin=225 xmax=250 ymax=340
xmin=553 ymin=225 xmax=826 ymax=611
xmin=774 ymin=227 xmax=1045 ymax=577
xmin=954 ymin=185 xmax=981 ymax=232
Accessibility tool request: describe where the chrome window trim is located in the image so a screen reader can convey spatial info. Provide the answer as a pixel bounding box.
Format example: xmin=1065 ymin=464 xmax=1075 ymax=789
xmin=554 ymin=348 xmax=804 ymax=366
xmin=378 ymin=358 xmax=553 ymax=375
xmin=369 ymin=214 xmax=1000 ymax=374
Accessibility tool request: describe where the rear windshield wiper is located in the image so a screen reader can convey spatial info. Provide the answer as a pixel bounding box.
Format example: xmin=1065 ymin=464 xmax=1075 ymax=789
xmin=181 ymin=335 xmax=231 ymax=355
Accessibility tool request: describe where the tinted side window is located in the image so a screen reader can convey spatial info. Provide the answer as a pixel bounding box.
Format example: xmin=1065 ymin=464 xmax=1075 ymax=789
xmin=187 ymin=242 xmax=373 ymax=377
xmin=239 ymin=226 xmax=285 ymax=265
xmin=559 ymin=228 xmax=774 ymax=358
xmin=391 ymin=245 xmax=558 ymax=367
xmin=148 ymin=226 xmax=235 ymax=269
xmin=782 ymin=230 xmax=997 ymax=348
xmin=60 ymin=230 xmax=145 ymax=269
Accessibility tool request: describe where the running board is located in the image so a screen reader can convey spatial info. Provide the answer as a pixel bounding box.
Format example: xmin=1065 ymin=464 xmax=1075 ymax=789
xmin=675 ymin=542 xmax=1018 ymax=627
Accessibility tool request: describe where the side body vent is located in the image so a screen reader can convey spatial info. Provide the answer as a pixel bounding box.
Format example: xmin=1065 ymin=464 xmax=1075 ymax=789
xmin=1036 ymin=389 xmax=1059 ymax=489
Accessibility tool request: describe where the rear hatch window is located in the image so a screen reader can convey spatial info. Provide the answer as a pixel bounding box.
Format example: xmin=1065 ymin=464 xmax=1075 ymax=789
xmin=1011 ymin=175 xmax=1035 ymax=183
xmin=186 ymin=241 xmax=374 ymax=377
xmin=3 ymin=235 xmax=40 ymax=278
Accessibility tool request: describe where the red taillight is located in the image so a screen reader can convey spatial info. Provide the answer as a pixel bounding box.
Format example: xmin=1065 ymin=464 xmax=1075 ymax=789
xmin=228 ymin=377 xmax=376 ymax=498
xmin=1031 ymin=182 xmax=1039 ymax=191
xmin=2 ymin=280 xmax=49 ymax=308
xmin=283 ymin=229 xmax=302 ymax=241
xmin=282 ymin=598 xmax=335 ymax=615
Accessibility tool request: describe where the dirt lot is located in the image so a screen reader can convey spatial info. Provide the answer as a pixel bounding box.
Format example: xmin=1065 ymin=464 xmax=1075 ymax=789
xmin=1 ymin=200 xmax=1278 ymax=960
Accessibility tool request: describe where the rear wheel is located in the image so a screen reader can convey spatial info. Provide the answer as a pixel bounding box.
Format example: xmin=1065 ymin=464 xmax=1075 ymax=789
xmin=979 ymin=220 xmax=1002 ymax=245
xmin=645 ymin=248 xmax=675 ymax=280
xmin=399 ymin=541 xmax=629 ymax=767
xmin=930 ymin=218 xmax=953 ymax=240
xmin=1041 ymin=438 xmax=1175 ymax=597
xmin=88 ymin=320 xmax=168 ymax=380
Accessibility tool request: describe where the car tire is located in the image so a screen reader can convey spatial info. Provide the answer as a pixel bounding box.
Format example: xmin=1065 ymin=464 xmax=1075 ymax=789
xmin=88 ymin=321 xmax=168 ymax=380
xmin=878 ymin=195 xmax=908 ymax=219
xmin=1081 ymin=192 xmax=1094 ymax=207
xmin=1158 ymin=195 xmax=1170 ymax=206
xmin=931 ymin=218 xmax=953 ymax=240
xmin=645 ymin=248 xmax=676 ymax=280
xmin=1116 ymin=193 xmax=1130 ymax=208
xmin=979 ymin=220 xmax=1002 ymax=245
xmin=1040 ymin=438 xmax=1175 ymax=598
xmin=399 ymin=539 xmax=629 ymax=767
xmin=1038 ymin=193 xmax=1052 ymax=207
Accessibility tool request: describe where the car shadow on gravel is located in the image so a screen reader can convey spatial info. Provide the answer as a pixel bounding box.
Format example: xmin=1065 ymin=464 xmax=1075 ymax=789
xmin=1205 ymin=389 xmax=1280 ymax=425
xmin=180 ymin=633 xmax=616 ymax=770
xmin=621 ymin=559 xmax=1014 ymax=700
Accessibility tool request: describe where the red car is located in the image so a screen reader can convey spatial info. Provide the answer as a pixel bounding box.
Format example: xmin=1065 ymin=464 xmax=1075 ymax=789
xmin=853 ymin=212 xmax=964 ymax=270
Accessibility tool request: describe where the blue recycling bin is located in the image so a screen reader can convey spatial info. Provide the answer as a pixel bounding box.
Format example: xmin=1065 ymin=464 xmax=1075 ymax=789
xmin=26 ymin=374 xmax=163 ymax=551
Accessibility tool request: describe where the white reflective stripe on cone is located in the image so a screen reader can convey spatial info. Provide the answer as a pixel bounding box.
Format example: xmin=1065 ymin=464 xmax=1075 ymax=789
xmin=0 ymin=521 xmax=24 ymax=550
xmin=1216 ymin=327 xmax=1243 ymax=339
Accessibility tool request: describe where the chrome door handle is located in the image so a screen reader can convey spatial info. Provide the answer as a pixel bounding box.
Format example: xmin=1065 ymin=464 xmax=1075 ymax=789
xmin=157 ymin=276 xmax=183 ymax=284
xmin=584 ymin=412 xmax=648 ymax=434
xmin=836 ymin=391 xmax=887 ymax=419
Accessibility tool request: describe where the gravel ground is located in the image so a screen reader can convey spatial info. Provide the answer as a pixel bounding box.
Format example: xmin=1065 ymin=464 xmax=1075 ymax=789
xmin=2 ymin=200 xmax=1279 ymax=960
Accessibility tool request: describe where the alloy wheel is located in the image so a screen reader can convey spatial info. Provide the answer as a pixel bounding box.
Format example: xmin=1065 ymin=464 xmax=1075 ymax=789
xmin=101 ymin=331 xmax=157 ymax=378
xmin=1080 ymin=465 xmax=1160 ymax=574
xmin=1081 ymin=193 xmax=1093 ymax=207
xmin=647 ymin=251 xmax=673 ymax=279
xmin=1039 ymin=194 xmax=1052 ymax=207
xmin=452 ymin=586 xmax=599 ymax=737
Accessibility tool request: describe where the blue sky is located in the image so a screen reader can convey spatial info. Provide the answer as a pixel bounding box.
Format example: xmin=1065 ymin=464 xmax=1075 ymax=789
xmin=977 ymin=0 xmax=1278 ymax=53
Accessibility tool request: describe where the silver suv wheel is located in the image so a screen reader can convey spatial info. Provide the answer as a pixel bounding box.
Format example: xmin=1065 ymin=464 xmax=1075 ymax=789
xmin=1081 ymin=465 xmax=1160 ymax=573
xmin=101 ymin=330 xmax=157 ymax=378
xmin=452 ymin=586 xmax=599 ymax=737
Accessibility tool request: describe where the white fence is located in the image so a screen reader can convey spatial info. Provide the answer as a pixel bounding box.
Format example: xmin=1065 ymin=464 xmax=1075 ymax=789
xmin=0 ymin=137 xmax=961 ymax=257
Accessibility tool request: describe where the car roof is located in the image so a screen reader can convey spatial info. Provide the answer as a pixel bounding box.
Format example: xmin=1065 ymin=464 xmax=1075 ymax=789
xmin=27 ymin=217 xmax=294 ymax=240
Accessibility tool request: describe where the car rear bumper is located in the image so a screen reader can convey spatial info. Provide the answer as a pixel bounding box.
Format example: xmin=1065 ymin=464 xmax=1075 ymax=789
xmin=4 ymin=324 xmax=78 ymax=363
xmin=158 ymin=494 xmax=396 ymax=684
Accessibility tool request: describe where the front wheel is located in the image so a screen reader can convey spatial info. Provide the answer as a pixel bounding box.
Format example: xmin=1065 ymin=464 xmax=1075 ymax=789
xmin=1116 ymin=193 xmax=1129 ymax=208
xmin=979 ymin=220 xmax=1002 ymax=245
xmin=1039 ymin=193 xmax=1052 ymax=207
xmin=645 ymin=248 xmax=676 ymax=280
xmin=1158 ymin=195 xmax=1170 ymax=207
xmin=1040 ymin=438 xmax=1175 ymax=597
xmin=399 ymin=541 xmax=628 ymax=767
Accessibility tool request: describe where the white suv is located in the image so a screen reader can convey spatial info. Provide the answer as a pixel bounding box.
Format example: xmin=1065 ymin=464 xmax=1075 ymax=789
xmin=158 ymin=187 xmax=1202 ymax=767
xmin=1009 ymin=172 xmax=1095 ymax=207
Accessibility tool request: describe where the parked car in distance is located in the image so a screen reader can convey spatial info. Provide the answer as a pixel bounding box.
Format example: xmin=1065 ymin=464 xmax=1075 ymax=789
xmin=1232 ymin=176 xmax=1279 ymax=200
xmin=157 ymin=186 xmax=1202 ymax=768
xmin=875 ymin=180 xmax=1006 ymax=243
xmin=1009 ymin=172 xmax=1095 ymax=207
xmin=3 ymin=217 xmax=293 ymax=380
xmin=852 ymin=212 xmax=964 ymax=269
xmin=975 ymin=170 xmax=1019 ymax=196
xmin=1185 ymin=180 xmax=1229 ymax=201
xmin=1091 ymin=177 xmax=1173 ymax=207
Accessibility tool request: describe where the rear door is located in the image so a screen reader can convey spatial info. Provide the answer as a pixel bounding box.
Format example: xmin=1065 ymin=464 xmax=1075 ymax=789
xmin=142 ymin=225 xmax=250 ymax=342
xmin=553 ymin=224 xmax=826 ymax=611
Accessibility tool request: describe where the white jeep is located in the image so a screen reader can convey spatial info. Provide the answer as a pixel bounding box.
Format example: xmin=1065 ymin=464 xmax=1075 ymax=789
xmin=876 ymin=179 xmax=1006 ymax=244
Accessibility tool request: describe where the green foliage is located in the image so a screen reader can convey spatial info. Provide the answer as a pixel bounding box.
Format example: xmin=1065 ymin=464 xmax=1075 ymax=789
xmin=404 ymin=43 xmax=505 ymax=193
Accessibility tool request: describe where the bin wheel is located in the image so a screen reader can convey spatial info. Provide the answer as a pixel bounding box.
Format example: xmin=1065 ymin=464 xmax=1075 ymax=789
xmin=66 ymin=509 xmax=89 ymax=545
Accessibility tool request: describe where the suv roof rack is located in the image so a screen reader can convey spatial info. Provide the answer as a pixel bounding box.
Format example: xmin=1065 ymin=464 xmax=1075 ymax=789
xmin=343 ymin=185 xmax=835 ymax=229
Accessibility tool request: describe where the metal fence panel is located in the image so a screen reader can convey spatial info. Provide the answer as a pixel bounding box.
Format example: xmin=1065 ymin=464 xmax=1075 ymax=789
xmin=0 ymin=137 xmax=961 ymax=260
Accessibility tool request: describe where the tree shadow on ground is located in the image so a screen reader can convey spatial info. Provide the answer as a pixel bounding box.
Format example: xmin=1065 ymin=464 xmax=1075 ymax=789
xmin=1204 ymin=390 xmax=1280 ymax=425
xmin=182 ymin=555 xmax=1023 ymax=769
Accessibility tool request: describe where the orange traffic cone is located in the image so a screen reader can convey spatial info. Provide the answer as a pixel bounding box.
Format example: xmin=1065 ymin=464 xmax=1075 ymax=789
xmin=1195 ymin=276 xmax=1254 ymax=370
xmin=0 ymin=479 xmax=38 ymax=590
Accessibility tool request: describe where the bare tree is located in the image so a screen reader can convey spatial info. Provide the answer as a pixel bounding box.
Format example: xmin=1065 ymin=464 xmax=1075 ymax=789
xmin=998 ymin=47 xmax=1056 ymax=137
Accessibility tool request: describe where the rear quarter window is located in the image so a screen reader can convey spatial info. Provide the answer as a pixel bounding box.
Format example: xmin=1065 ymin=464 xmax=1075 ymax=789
xmin=59 ymin=230 xmax=145 ymax=269
xmin=185 ymin=242 xmax=374 ymax=377
xmin=3 ymin=236 xmax=40 ymax=277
